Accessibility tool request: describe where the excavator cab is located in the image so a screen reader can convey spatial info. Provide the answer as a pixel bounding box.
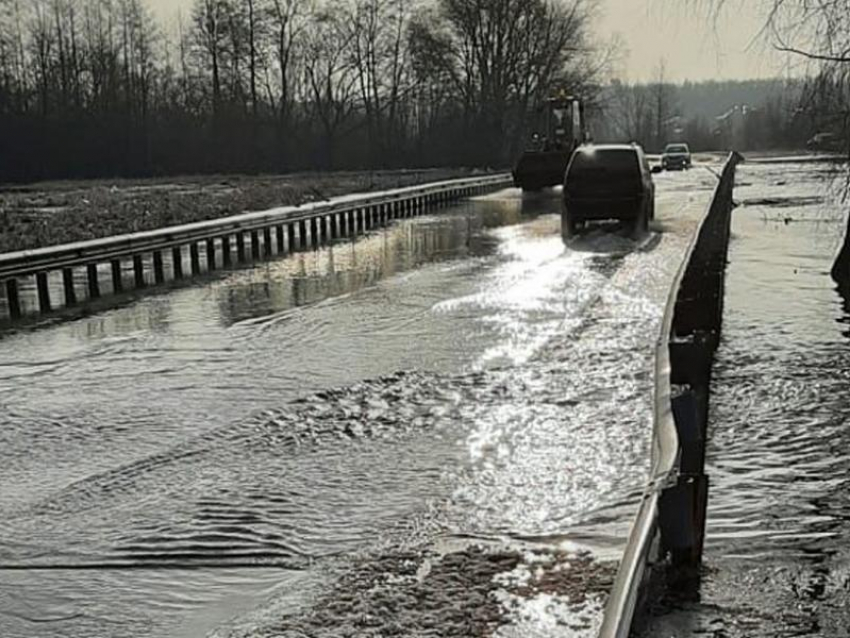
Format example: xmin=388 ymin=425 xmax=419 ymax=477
xmin=512 ymin=95 xmax=587 ymax=191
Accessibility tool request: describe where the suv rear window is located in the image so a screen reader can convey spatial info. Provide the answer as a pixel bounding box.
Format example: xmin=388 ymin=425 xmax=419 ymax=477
xmin=568 ymin=148 xmax=639 ymax=174
xmin=665 ymin=144 xmax=689 ymax=154
xmin=566 ymin=148 xmax=641 ymax=196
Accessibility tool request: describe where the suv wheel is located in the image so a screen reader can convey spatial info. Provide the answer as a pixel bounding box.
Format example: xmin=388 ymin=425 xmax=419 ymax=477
xmin=632 ymin=203 xmax=649 ymax=238
xmin=562 ymin=212 xmax=579 ymax=239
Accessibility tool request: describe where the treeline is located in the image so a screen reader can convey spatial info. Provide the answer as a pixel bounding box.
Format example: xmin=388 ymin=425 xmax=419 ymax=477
xmin=595 ymin=77 xmax=815 ymax=152
xmin=0 ymin=0 xmax=604 ymax=182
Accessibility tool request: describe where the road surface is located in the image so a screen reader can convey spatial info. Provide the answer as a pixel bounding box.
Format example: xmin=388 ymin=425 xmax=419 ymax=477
xmin=0 ymin=168 xmax=719 ymax=638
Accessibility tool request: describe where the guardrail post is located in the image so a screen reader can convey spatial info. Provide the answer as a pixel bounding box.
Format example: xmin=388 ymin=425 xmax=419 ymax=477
xmin=236 ymin=233 xmax=246 ymax=262
xmin=35 ymin=271 xmax=51 ymax=313
xmin=276 ymin=226 xmax=285 ymax=253
xmin=87 ymin=264 xmax=100 ymax=298
xmin=111 ymin=259 xmax=123 ymax=293
xmin=153 ymin=251 xmax=165 ymax=284
xmin=310 ymin=218 xmax=319 ymax=248
xmin=288 ymin=224 xmax=296 ymax=252
xmin=190 ymin=243 xmax=201 ymax=274
xmin=172 ymin=247 xmax=184 ymax=279
xmin=63 ymin=267 xmax=77 ymax=306
xmin=133 ymin=254 xmax=146 ymax=289
xmin=221 ymin=236 xmax=232 ymax=266
xmin=263 ymin=227 xmax=273 ymax=258
xmin=250 ymin=231 xmax=261 ymax=260
xmin=659 ymin=474 xmax=709 ymax=568
xmin=5 ymin=278 xmax=22 ymax=319
xmin=319 ymin=216 xmax=328 ymax=243
xmin=206 ymin=239 xmax=217 ymax=270
xmin=35 ymin=271 xmax=50 ymax=312
xmin=299 ymin=220 xmax=308 ymax=249
xmin=330 ymin=214 xmax=338 ymax=239
xmin=659 ymin=389 xmax=709 ymax=567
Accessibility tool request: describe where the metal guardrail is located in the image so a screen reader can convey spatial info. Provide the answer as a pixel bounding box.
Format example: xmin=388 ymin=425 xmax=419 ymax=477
xmin=0 ymin=173 xmax=511 ymax=321
xmin=598 ymin=152 xmax=741 ymax=638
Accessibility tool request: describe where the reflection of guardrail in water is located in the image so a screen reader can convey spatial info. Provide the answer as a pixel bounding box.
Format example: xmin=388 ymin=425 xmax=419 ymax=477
xmin=0 ymin=174 xmax=511 ymax=322
xmin=598 ymin=152 xmax=742 ymax=638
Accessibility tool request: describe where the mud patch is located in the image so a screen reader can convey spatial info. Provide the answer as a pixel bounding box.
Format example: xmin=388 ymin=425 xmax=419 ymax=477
xmin=248 ymin=545 xmax=614 ymax=638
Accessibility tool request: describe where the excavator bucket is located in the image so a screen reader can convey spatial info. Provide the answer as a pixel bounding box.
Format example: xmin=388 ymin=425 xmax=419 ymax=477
xmin=512 ymin=96 xmax=586 ymax=192
xmin=512 ymin=150 xmax=570 ymax=191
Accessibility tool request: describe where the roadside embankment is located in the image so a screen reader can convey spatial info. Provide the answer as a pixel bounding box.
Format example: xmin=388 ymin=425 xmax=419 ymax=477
xmin=0 ymin=169 xmax=483 ymax=253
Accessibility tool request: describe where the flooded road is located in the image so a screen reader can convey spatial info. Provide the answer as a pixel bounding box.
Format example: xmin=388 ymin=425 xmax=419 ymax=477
xmin=0 ymin=169 xmax=718 ymax=638
xmin=640 ymin=160 xmax=850 ymax=636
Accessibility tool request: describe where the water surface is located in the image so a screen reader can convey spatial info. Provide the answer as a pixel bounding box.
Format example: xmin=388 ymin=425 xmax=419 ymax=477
xmin=640 ymin=160 xmax=850 ymax=637
xmin=0 ymin=170 xmax=718 ymax=638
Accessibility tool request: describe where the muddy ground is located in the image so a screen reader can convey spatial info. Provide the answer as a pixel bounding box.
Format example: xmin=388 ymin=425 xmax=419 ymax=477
xmin=0 ymin=168 xmax=480 ymax=253
xmin=242 ymin=544 xmax=615 ymax=638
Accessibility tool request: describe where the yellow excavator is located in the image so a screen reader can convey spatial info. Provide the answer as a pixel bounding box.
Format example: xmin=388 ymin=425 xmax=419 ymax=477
xmin=512 ymin=94 xmax=588 ymax=191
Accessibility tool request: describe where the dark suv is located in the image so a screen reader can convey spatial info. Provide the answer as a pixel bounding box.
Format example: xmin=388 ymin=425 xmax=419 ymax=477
xmin=662 ymin=143 xmax=692 ymax=170
xmin=562 ymin=144 xmax=655 ymax=237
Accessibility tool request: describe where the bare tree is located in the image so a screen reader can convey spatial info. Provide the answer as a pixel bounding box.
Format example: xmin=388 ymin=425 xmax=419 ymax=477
xmin=608 ymin=80 xmax=654 ymax=144
xmin=193 ymin=0 xmax=230 ymax=117
xmin=302 ymin=5 xmax=357 ymax=168
xmin=346 ymin=0 xmax=412 ymax=164
xmin=651 ymin=58 xmax=676 ymax=150
xmin=699 ymin=1 xmax=850 ymax=286
xmin=0 ymin=0 xmax=611 ymax=179
xmin=269 ymin=0 xmax=304 ymax=130
xmin=409 ymin=0 xmax=602 ymax=164
xmin=246 ymin=0 xmax=258 ymax=117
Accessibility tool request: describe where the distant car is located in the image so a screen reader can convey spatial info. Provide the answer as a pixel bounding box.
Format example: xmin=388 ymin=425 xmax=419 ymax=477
xmin=562 ymin=144 xmax=655 ymax=237
xmin=662 ymin=143 xmax=692 ymax=170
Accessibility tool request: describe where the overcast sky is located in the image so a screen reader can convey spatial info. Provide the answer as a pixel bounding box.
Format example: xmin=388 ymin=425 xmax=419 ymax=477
xmin=598 ymin=0 xmax=792 ymax=82
xmin=146 ymin=0 xmax=792 ymax=83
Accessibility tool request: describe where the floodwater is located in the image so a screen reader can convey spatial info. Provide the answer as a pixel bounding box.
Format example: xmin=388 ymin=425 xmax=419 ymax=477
xmin=640 ymin=160 xmax=850 ymax=636
xmin=0 ymin=169 xmax=717 ymax=638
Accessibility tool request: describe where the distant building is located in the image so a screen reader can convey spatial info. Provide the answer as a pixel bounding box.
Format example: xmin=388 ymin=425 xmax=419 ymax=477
xmin=715 ymin=105 xmax=749 ymax=150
